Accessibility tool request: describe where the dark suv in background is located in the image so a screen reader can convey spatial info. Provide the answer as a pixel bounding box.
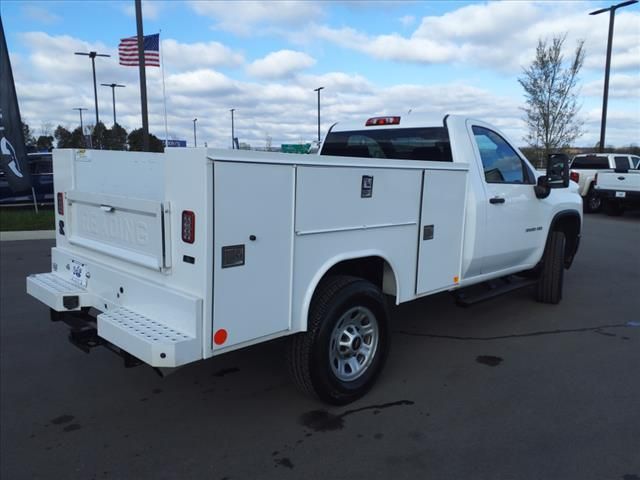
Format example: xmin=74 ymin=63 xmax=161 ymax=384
xmin=0 ymin=152 xmax=54 ymax=205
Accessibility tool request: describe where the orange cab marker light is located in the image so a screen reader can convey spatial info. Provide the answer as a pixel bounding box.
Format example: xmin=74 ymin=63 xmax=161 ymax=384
xmin=454 ymin=276 xmax=459 ymax=283
xmin=214 ymin=329 xmax=228 ymax=345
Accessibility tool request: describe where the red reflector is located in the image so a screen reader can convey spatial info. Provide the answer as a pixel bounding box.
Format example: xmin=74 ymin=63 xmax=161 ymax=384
xmin=182 ymin=210 xmax=195 ymax=244
xmin=570 ymin=171 xmax=579 ymax=184
xmin=214 ymin=329 xmax=228 ymax=345
xmin=365 ymin=116 xmax=401 ymax=126
xmin=57 ymin=192 xmax=64 ymax=215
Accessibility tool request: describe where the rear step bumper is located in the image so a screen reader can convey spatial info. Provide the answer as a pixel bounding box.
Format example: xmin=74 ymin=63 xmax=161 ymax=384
xmin=27 ymin=272 xmax=201 ymax=368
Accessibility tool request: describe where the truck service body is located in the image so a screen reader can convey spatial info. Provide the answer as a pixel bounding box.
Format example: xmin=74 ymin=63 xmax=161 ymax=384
xmin=27 ymin=114 xmax=582 ymax=404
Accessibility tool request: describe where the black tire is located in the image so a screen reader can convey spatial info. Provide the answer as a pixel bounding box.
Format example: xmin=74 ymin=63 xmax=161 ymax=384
xmin=584 ymin=186 xmax=602 ymax=213
xmin=604 ymin=200 xmax=624 ymax=216
xmin=287 ymin=275 xmax=390 ymax=405
xmin=535 ymin=231 xmax=565 ymax=304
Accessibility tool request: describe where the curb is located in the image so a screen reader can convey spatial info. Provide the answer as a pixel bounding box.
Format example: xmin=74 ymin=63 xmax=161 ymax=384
xmin=0 ymin=230 xmax=56 ymax=242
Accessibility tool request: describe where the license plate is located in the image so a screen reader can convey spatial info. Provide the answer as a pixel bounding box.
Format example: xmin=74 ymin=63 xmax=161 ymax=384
xmin=70 ymin=261 xmax=88 ymax=287
xmin=615 ymin=191 xmax=626 ymax=198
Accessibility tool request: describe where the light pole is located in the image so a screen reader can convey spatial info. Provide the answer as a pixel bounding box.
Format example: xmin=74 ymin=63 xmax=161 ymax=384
xmin=72 ymin=107 xmax=87 ymax=146
xmin=230 ymin=109 xmax=235 ymax=149
xmin=313 ymin=87 xmax=324 ymax=145
xmin=100 ymin=83 xmax=125 ymax=125
xmin=74 ymin=51 xmax=110 ymax=127
xmin=589 ymin=0 xmax=638 ymax=152
xmin=193 ymin=118 xmax=198 ymax=147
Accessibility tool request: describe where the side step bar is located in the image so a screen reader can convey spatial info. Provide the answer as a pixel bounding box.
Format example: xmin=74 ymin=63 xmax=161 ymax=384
xmin=454 ymin=276 xmax=538 ymax=307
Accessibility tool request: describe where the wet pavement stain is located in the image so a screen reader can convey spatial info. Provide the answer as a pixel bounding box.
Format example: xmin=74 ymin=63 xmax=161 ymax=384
xmin=300 ymin=400 xmax=415 ymax=432
xmin=214 ymin=367 xmax=240 ymax=377
xmin=274 ymin=457 xmax=294 ymax=469
xmin=374 ymin=433 xmax=384 ymax=440
xmin=51 ymin=415 xmax=74 ymax=425
xmin=622 ymin=475 xmax=640 ymax=480
xmin=63 ymin=424 xmax=81 ymax=432
xmin=152 ymin=388 xmax=162 ymax=394
xmin=476 ymin=355 xmax=503 ymax=367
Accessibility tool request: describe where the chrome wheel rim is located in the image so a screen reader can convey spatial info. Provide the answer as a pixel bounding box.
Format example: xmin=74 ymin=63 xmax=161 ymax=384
xmin=329 ymin=306 xmax=379 ymax=382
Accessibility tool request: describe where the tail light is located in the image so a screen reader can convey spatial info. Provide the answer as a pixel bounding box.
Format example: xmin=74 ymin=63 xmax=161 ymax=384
xmin=570 ymin=171 xmax=579 ymax=183
xmin=57 ymin=192 xmax=64 ymax=215
xmin=366 ymin=116 xmax=401 ymax=126
xmin=181 ymin=210 xmax=195 ymax=244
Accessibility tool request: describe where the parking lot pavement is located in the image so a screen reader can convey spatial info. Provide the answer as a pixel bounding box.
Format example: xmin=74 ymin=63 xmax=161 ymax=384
xmin=1 ymin=213 xmax=639 ymax=480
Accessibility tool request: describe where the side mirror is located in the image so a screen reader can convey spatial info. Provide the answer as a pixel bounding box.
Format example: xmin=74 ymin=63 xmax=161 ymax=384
xmin=546 ymin=153 xmax=570 ymax=189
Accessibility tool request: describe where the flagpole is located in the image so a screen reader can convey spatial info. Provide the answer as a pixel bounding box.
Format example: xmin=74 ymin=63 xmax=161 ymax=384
xmin=159 ymin=29 xmax=168 ymax=145
xmin=135 ymin=0 xmax=150 ymax=151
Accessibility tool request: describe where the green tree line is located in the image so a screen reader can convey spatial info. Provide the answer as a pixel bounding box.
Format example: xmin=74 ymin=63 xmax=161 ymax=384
xmin=22 ymin=121 xmax=164 ymax=152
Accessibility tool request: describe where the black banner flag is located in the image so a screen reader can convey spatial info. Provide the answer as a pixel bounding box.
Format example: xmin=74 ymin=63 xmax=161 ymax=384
xmin=0 ymin=16 xmax=32 ymax=193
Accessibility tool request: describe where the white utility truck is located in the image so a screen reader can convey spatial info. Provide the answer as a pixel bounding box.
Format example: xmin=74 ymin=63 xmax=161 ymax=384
xmin=569 ymin=153 xmax=639 ymax=213
xmin=27 ymin=115 xmax=582 ymax=404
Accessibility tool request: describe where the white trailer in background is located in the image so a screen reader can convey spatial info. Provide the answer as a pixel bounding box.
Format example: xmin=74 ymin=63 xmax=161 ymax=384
xmin=27 ymin=115 xmax=582 ymax=404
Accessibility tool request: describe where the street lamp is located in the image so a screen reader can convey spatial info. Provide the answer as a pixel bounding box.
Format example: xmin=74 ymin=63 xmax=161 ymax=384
xmin=230 ymin=109 xmax=235 ymax=149
xmin=313 ymin=87 xmax=324 ymax=145
xmin=193 ymin=118 xmax=198 ymax=147
xmin=589 ymin=0 xmax=638 ymax=152
xmin=72 ymin=107 xmax=87 ymax=146
xmin=74 ymin=51 xmax=110 ymax=127
xmin=100 ymin=83 xmax=125 ymax=125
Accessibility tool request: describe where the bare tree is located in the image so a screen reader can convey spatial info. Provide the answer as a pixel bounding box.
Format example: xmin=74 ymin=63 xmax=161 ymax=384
xmin=519 ymin=34 xmax=585 ymax=157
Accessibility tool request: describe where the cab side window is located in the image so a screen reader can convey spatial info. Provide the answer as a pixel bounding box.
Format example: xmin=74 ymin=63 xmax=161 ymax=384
xmin=472 ymin=126 xmax=532 ymax=184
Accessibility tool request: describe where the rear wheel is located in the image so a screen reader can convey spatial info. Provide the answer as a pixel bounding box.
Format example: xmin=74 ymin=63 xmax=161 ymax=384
xmin=535 ymin=231 xmax=565 ymax=304
xmin=584 ymin=186 xmax=602 ymax=213
xmin=287 ymin=275 xmax=390 ymax=405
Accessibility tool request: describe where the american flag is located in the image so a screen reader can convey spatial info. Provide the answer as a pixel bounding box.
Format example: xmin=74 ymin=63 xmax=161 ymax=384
xmin=118 ymin=33 xmax=160 ymax=67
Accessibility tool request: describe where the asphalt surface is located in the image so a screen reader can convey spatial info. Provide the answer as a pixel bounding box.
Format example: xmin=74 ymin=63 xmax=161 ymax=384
xmin=1 ymin=213 xmax=639 ymax=480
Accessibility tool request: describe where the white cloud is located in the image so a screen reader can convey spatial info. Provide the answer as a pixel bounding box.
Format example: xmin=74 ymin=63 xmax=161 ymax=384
xmin=584 ymin=74 xmax=640 ymax=99
xmin=246 ymin=50 xmax=316 ymax=79
xmin=189 ymin=0 xmax=323 ymax=35
xmin=161 ymin=39 xmax=244 ymax=70
xmin=308 ymin=2 xmax=640 ymax=73
xmin=22 ymin=5 xmax=61 ymax=24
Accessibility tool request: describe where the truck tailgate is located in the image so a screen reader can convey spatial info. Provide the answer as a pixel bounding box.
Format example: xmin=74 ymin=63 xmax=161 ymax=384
xmin=66 ymin=190 xmax=170 ymax=270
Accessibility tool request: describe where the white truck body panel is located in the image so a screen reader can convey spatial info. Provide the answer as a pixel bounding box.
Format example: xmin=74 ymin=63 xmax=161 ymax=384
xmin=27 ymin=115 xmax=582 ymax=371
xmin=595 ymin=169 xmax=640 ymax=193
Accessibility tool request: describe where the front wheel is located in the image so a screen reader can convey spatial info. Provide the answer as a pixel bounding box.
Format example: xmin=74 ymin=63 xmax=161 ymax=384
xmin=535 ymin=231 xmax=565 ymax=304
xmin=287 ymin=275 xmax=390 ymax=405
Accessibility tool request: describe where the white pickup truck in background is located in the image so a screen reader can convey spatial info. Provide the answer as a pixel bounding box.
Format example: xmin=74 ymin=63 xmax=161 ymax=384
xmin=26 ymin=114 xmax=582 ymax=404
xmin=594 ymin=163 xmax=640 ymax=216
xmin=569 ymin=153 xmax=640 ymax=213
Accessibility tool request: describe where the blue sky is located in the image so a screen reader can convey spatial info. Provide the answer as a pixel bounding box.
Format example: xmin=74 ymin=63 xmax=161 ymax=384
xmin=1 ymin=1 xmax=639 ymax=148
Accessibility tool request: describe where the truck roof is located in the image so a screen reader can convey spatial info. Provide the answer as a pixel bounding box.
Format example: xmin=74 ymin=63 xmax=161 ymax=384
xmin=330 ymin=113 xmax=452 ymax=132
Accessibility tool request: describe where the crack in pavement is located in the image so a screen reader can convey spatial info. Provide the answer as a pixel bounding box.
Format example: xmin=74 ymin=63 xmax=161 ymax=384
xmin=393 ymin=323 xmax=635 ymax=341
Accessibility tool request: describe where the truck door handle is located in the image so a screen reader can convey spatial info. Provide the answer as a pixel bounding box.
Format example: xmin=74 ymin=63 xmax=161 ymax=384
xmin=100 ymin=205 xmax=115 ymax=212
xmin=489 ymin=197 xmax=505 ymax=204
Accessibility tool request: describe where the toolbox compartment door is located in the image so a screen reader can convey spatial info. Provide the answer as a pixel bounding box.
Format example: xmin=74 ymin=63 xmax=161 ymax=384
xmin=66 ymin=190 xmax=170 ymax=270
xmin=416 ymin=169 xmax=467 ymax=294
